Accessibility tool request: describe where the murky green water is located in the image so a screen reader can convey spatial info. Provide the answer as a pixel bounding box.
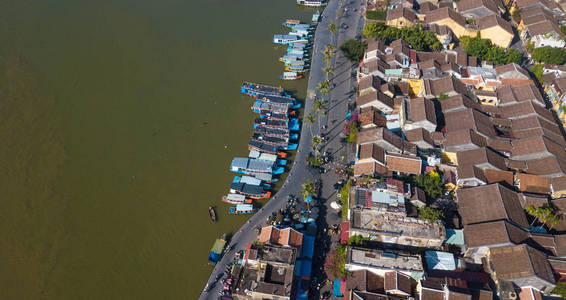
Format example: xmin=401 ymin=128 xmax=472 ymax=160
xmin=0 ymin=0 xmax=312 ymax=298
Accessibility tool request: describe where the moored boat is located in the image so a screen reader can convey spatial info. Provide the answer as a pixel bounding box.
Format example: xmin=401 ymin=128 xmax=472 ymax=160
xmin=228 ymin=204 xmax=257 ymax=215
xmin=209 ymin=206 xmax=216 ymax=222
xmin=222 ymin=193 xmax=252 ymax=204
xmin=297 ymin=0 xmax=327 ymax=6
xmin=241 ymin=82 xmax=287 ymax=97
xmin=312 ymin=11 xmax=321 ymax=23
xmin=230 ymin=157 xmax=274 ymax=174
xmin=208 ymin=234 xmax=227 ymax=266
xmin=230 ymin=182 xmax=271 ymax=199
xmin=280 ymin=72 xmax=303 ymax=80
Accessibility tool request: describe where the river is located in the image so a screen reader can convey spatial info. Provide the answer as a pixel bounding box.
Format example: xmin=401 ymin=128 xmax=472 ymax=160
xmin=0 ymin=0 xmax=315 ymax=298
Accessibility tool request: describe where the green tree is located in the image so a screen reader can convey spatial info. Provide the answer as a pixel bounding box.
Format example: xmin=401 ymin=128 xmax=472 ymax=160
xmin=329 ymin=21 xmax=338 ymax=44
xmin=532 ymin=46 xmax=566 ymax=64
xmin=323 ymin=64 xmax=334 ymax=80
xmin=348 ymin=235 xmax=370 ymax=246
xmin=366 ymin=10 xmax=387 ymax=20
xmin=526 ymin=205 xmax=560 ymax=230
xmin=317 ymin=80 xmax=331 ymax=99
xmin=418 ymin=206 xmax=444 ymax=224
xmin=438 ymin=94 xmax=448 ymax=100
xmin=313 ymin=99 xmax=326 ymax=126
xmin=312 ymin=135 xmax=322 ymax=150
xmin=363 ymin=23 xmax=441 ymax=51
xmin=530 ymin=64 xmax=544 ymax=84
xmin=561 ymin=25 xmax=566 ymax=36
xmin=415 ymin=170 xmax=444 ymax=199
xmin=460 ymin=33 xmax=521 ymax=65
xmin=552 ymin=281 xmax=566 ymax=298
xmin=339 ymin=39 xmax=367 ymax=62
xmin=306 ymin=113 xmax=315 ymax=137
xmin=301 ymin=180 xmax=317 ymax=199
xmin=339 ymin=180 xmax=352 ymax=219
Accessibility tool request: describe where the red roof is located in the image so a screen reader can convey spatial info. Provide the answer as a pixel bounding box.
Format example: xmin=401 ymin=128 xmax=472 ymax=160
xmin=341 ymin=221 xmax=350 ymax=245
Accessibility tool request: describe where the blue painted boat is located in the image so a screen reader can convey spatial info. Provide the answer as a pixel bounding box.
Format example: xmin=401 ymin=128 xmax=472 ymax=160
xmin=289 ymin=118 xmax=300 ymax=131
xmin=283 ymin=143 xmax=298 ymax=150
xmin=290 ymin=133 xmax=299 ymax=140
xmin=272 ymin=166 xmax=285 ymax=175
xmin=241 ymin=82 xmax=288 ymax=97
xmin=276 ymin=159 xmax=288 ymax=166
xmin=230 ymin=157 xmax=274 ymax=174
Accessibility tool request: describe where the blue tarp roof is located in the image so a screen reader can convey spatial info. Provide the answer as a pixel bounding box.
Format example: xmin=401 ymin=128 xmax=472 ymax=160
xmin=294 ymin=260 xmax=302 ymax=276
xmin=302 ymin=235 xmax=315 ymax=259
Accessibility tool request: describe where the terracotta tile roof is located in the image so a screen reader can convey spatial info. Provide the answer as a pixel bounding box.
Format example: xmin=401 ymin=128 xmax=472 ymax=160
xmin=384 ymin=271 xmax=412 ymax=295
xmin=367 ymin=38 xmax=386 ymax=54
xmin=404 ymin=128 xmax=434 ymax=145
xmin=552 ymin=176 xmax=566 ymax=192
xmin=520 ymin=194 xmax=549 ymax=209
xmin=354 ymin=161 xmax=391 ymax=177
xmin=439 ymin=94 xmax=481 ymax=113
xmin=425 ymin=76 xmax=468 ymax=97
xmin=258 ymin=226 xmax=303 ymax=248
xmin=495 ymin=63 xmax=531 ymax=80
xmin=386 ymin=153 xmax=422 ymax=174
xmin=421 ymin=288 xmax=445 ymax=300
xmin=356 ymin=90 xmax=395 ymax=109
xmin=497 ymin=84 xmax=545 ymax=106
xmin=519 ymin=287 xmax=544 ymax=300
xmin=444 ymin=108 xmax=496 ymax=137
xmin=443 ymin=129 xmax=487 ymax=151
xmin=511 ymin=136 xmax=566 ymax=161
xmin=358 ymin=143 xmax=386 ymax=163
xmin=500 ymin=101 xmax=555 ymax=122
xmin=409 ymin=97 xmax=437 ymax=124
xmin=464 ymin=220 xmax=529 ymax=248
xmin=387 ymin=7 xmax=418 ymax=22
xmin=457 ymin=0 xmax=499 ymax=14
xmin=477 ymin=15 xmax=514 ymax=35
xmin=525 ymin=156 xmax=566 ymax=177
xmin=359 ymin=107 xmax=387 ymax=128
xmin=358 ymin=75 xmax=382 ymax=92
xmin=500 ymin=78 xmax=535 ymax=86
xmin=487 ymin=138 xmax=512 ymax=153
xmin=425 ymin=8 xmax=467 ymax=28
xmin=419 ymin=1 xmax=438 ymax=13
xmin=457 ymin=183 xmax=529 ymax=227
xmin=526 ymin=18 xmax=563 ymax=37
xmin=516 ymin=172 xmax=551 ymax=194
xmin=483 ymin=168 xmax=514 ymax=186
xmin=489 ymin=244 xmax=555 ymax=285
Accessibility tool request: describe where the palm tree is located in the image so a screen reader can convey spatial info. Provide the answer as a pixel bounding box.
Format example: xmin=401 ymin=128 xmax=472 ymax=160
xmin=317 ymin=80 xmax=330 ymax=99
xmin=323 ymin=64 xmax=334 ymax=80
xmin=301 ymin=180 xmax=317 ymax=200
xmin=306 ymin=113 xmax=315 ymax=137
xmin=526 ymin=205 xmax=560 ymax=230
xmin=328 ymin=21 xmax=337 ymax=44
xmin=312 ymin=135 xmax=322 ymax=150
xmin=313 ymin=99 xmax=326 ymax=126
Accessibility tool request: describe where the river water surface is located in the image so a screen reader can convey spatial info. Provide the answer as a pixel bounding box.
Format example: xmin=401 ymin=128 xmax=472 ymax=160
xmin=0 ymin=0 xmax=313 ymax=298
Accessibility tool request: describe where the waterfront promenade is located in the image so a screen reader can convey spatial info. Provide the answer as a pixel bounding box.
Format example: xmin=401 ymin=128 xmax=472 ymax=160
xmin=199 ymin=0 xmax=365 ymax=298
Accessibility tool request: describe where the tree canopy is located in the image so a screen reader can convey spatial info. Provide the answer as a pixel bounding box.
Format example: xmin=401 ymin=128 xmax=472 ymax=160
xmin=363 ymin=23 xmax=442 ymax=51
xmin=460 ymin=33 xmax=522 ymax=65
xmin=324 ymin=245 xmax=348 ymax=281
xmin=531 ymin=46 xmax=566 ymax=65
xmin=339 ymin=39 xmax=367 ymax=63
xmin=530 ymin=64 xmax=543 ymax=84
xmin=418 ymin=206 xmax=444 ymax=224
xmin=414 ymin=170 xmax=444 ymax=199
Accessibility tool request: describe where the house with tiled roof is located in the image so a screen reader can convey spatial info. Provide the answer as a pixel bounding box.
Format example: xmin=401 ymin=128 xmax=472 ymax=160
xmin=425 ymin=8 xmax=476 ymax=38
xmin=386 ymin=152 xmax=423 ymax=175
xmin=423 ymin=76 xmax=468 ymax=98
xmin=354 ymin=143 xmax=390 ymax=177
xmin=259 ymin=225 xmax=303 ymax=249
xmin=486 ymin=244 xmax=556 ymax=293
xmin=403 ymin=97 xmax=437 ymax=132
xmin=476 ymin=15 xmax=515 ymax=48
xmin=359 ymin=106 xmax=388 ymax=129
xmin=384 ymin=271 xmax=413 ymax=296
xmin=518 ymin=6 xmax=565 ymax=48
xmin=457 ymin=0 xmax=500 ymax=19
xmin=404 ymin=128 xmax=435 ymax=149
xmin=386 ymin=7 xmax=419 ymax=28
xmin=357 ymin=127 xmax=417 ymax=155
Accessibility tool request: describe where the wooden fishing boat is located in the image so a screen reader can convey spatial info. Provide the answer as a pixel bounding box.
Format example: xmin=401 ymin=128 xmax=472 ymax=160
xmin=209 ymin=206 xmax=217 ymax=222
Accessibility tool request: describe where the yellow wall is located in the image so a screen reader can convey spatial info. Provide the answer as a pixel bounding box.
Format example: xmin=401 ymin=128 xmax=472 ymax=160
xmin=430 ymin=19 xmax=476 ymax=38
xmin=407 ymin=79 xmax=424 ymax=98
xmin=441 ymin=152 xmax=458 ymax=165
xmin=386 ymin=17 xmax=414 ymax=28
xmin=480 ymin=27 xmax=514 ymax=48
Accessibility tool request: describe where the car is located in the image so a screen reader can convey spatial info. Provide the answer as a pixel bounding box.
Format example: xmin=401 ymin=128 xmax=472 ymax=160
xmin=341 ymin=23 xmax=348 ymax=29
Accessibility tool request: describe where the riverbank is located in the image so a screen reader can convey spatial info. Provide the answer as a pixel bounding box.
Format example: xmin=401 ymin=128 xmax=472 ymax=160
xmin=198 ymin=0 xmax=350 ymax=298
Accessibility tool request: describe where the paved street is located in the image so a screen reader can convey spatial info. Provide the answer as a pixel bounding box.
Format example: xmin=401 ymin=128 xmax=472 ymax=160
xmin=199 ymin=1 xmax=364 ymax=298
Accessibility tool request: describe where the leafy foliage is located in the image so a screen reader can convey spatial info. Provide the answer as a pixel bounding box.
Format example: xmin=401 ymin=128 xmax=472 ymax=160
xmin=531 ymin=46 xmax=566 ymax=64
xmin=324 ymin=245 xmax=347 ymax=281
xmin=301 ymin=180 xmax=317 ymax=199
xmin=340 ymin=180 xmax=352 ymax=219
xmin=363 ymin=23 xmax=442 ymax=51
xmin=340 ymin=39 xmax=367 ymax=63
xmin=309 ymin=155 xmax=324 ymax=167
xmin=343 ymin=116 xmax=359 ymax=144
xmin=366 ymin=10 xmax=387 ymax=20
xmin=438 ymin=94 xmax=448 ymax=100
xmin=561 ymin=25 xmax=566 ymax=36
xmin=526 ymin=205 xmax=560 ymax=230
xmin=460 ymin=33 xmax=522 ymax=65
xmin=414 ymin=170 xmax=444 ymax=199
xmin=418 ymin=206 xmax=444 ymax=224
xmin=348 ymin=235 xmax=370 ymax=246
xmin=552 ymin=281 xmax=566 ymax=298
xmin=530 ymin=64 xmax=544 ymax=84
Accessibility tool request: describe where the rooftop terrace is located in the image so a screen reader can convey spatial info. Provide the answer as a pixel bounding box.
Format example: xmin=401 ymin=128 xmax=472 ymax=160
xmin=351 ymin=209 xmax=445 ymax=240
xmin=347 ymin=246 xmax=423 ymax=272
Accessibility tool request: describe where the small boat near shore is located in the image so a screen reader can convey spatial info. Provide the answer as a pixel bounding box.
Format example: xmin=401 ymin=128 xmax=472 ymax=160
xmin=209 ymin=206 xmax=217 ymax=222
xmin=208 ymin=234 xmax=227 ymax=266
xmin=222 ymin=193 xmax=253 ymax=204
xmin=228 ymin=204 xmax=257 ymax=215
xmin=230 ymin=182 xmax=271 ymax=199
xmin=297 ymin=0 xmax=327 ymax=6
xmin=241 ymin=82 xmax=288 ymax=97
xmin=252 ymin=101 xmax=289 ymax=114
xmin=312 ymin=11 xmax=321 ymax=23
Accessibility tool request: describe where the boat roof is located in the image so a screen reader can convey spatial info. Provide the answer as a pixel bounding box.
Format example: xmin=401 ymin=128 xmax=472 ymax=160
xmin=211 ymin=238 xmax=226 ymax=254
xmin=231 ymin=157 xmax=273 ymax=171
xmin=274 ymin=34 xmax=298 ymax=39
xmin=226 ymin=193 xmax=246 ymax=201
xmin=240 ymin=175 xmax=262 ymax=186
xmin=236 ymin=204 xmax=254 ymax=210
xmin=252 ymin=101 xmax=289 ymax=113
xmin=284 ymin=72 xmax=298 ymax=76
xmin=230 ymin=182 xmax=265 ymax=195
xmin=253 ymin=172 xmax=273 ymax=181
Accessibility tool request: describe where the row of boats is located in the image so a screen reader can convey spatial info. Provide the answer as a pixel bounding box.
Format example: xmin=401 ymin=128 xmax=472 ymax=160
xmin=219 ymin=82 xmax=302 ymax=215
xmin=274 ymin=12 xmax=320 ymax=80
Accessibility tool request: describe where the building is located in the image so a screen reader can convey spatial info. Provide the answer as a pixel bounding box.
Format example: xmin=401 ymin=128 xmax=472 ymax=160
xmin=486 ymin=244 xmax=556 ymax=293
xmin=349 ymin=186 xmax=445 ymax=248
xmin=346 ymin=246 xmax=424 ymax=277
xmin=519 ymin=6 xmax=566 ymax=48
xmin=386 ymin=7 xmax=419 ymax=28
xmin=403 ymin=97 xmax=437 ymax=132
xmin=476 ymin=15 xmax=515 ymax=48
xmin=457 ymin=0 xmax=500 ymax=19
